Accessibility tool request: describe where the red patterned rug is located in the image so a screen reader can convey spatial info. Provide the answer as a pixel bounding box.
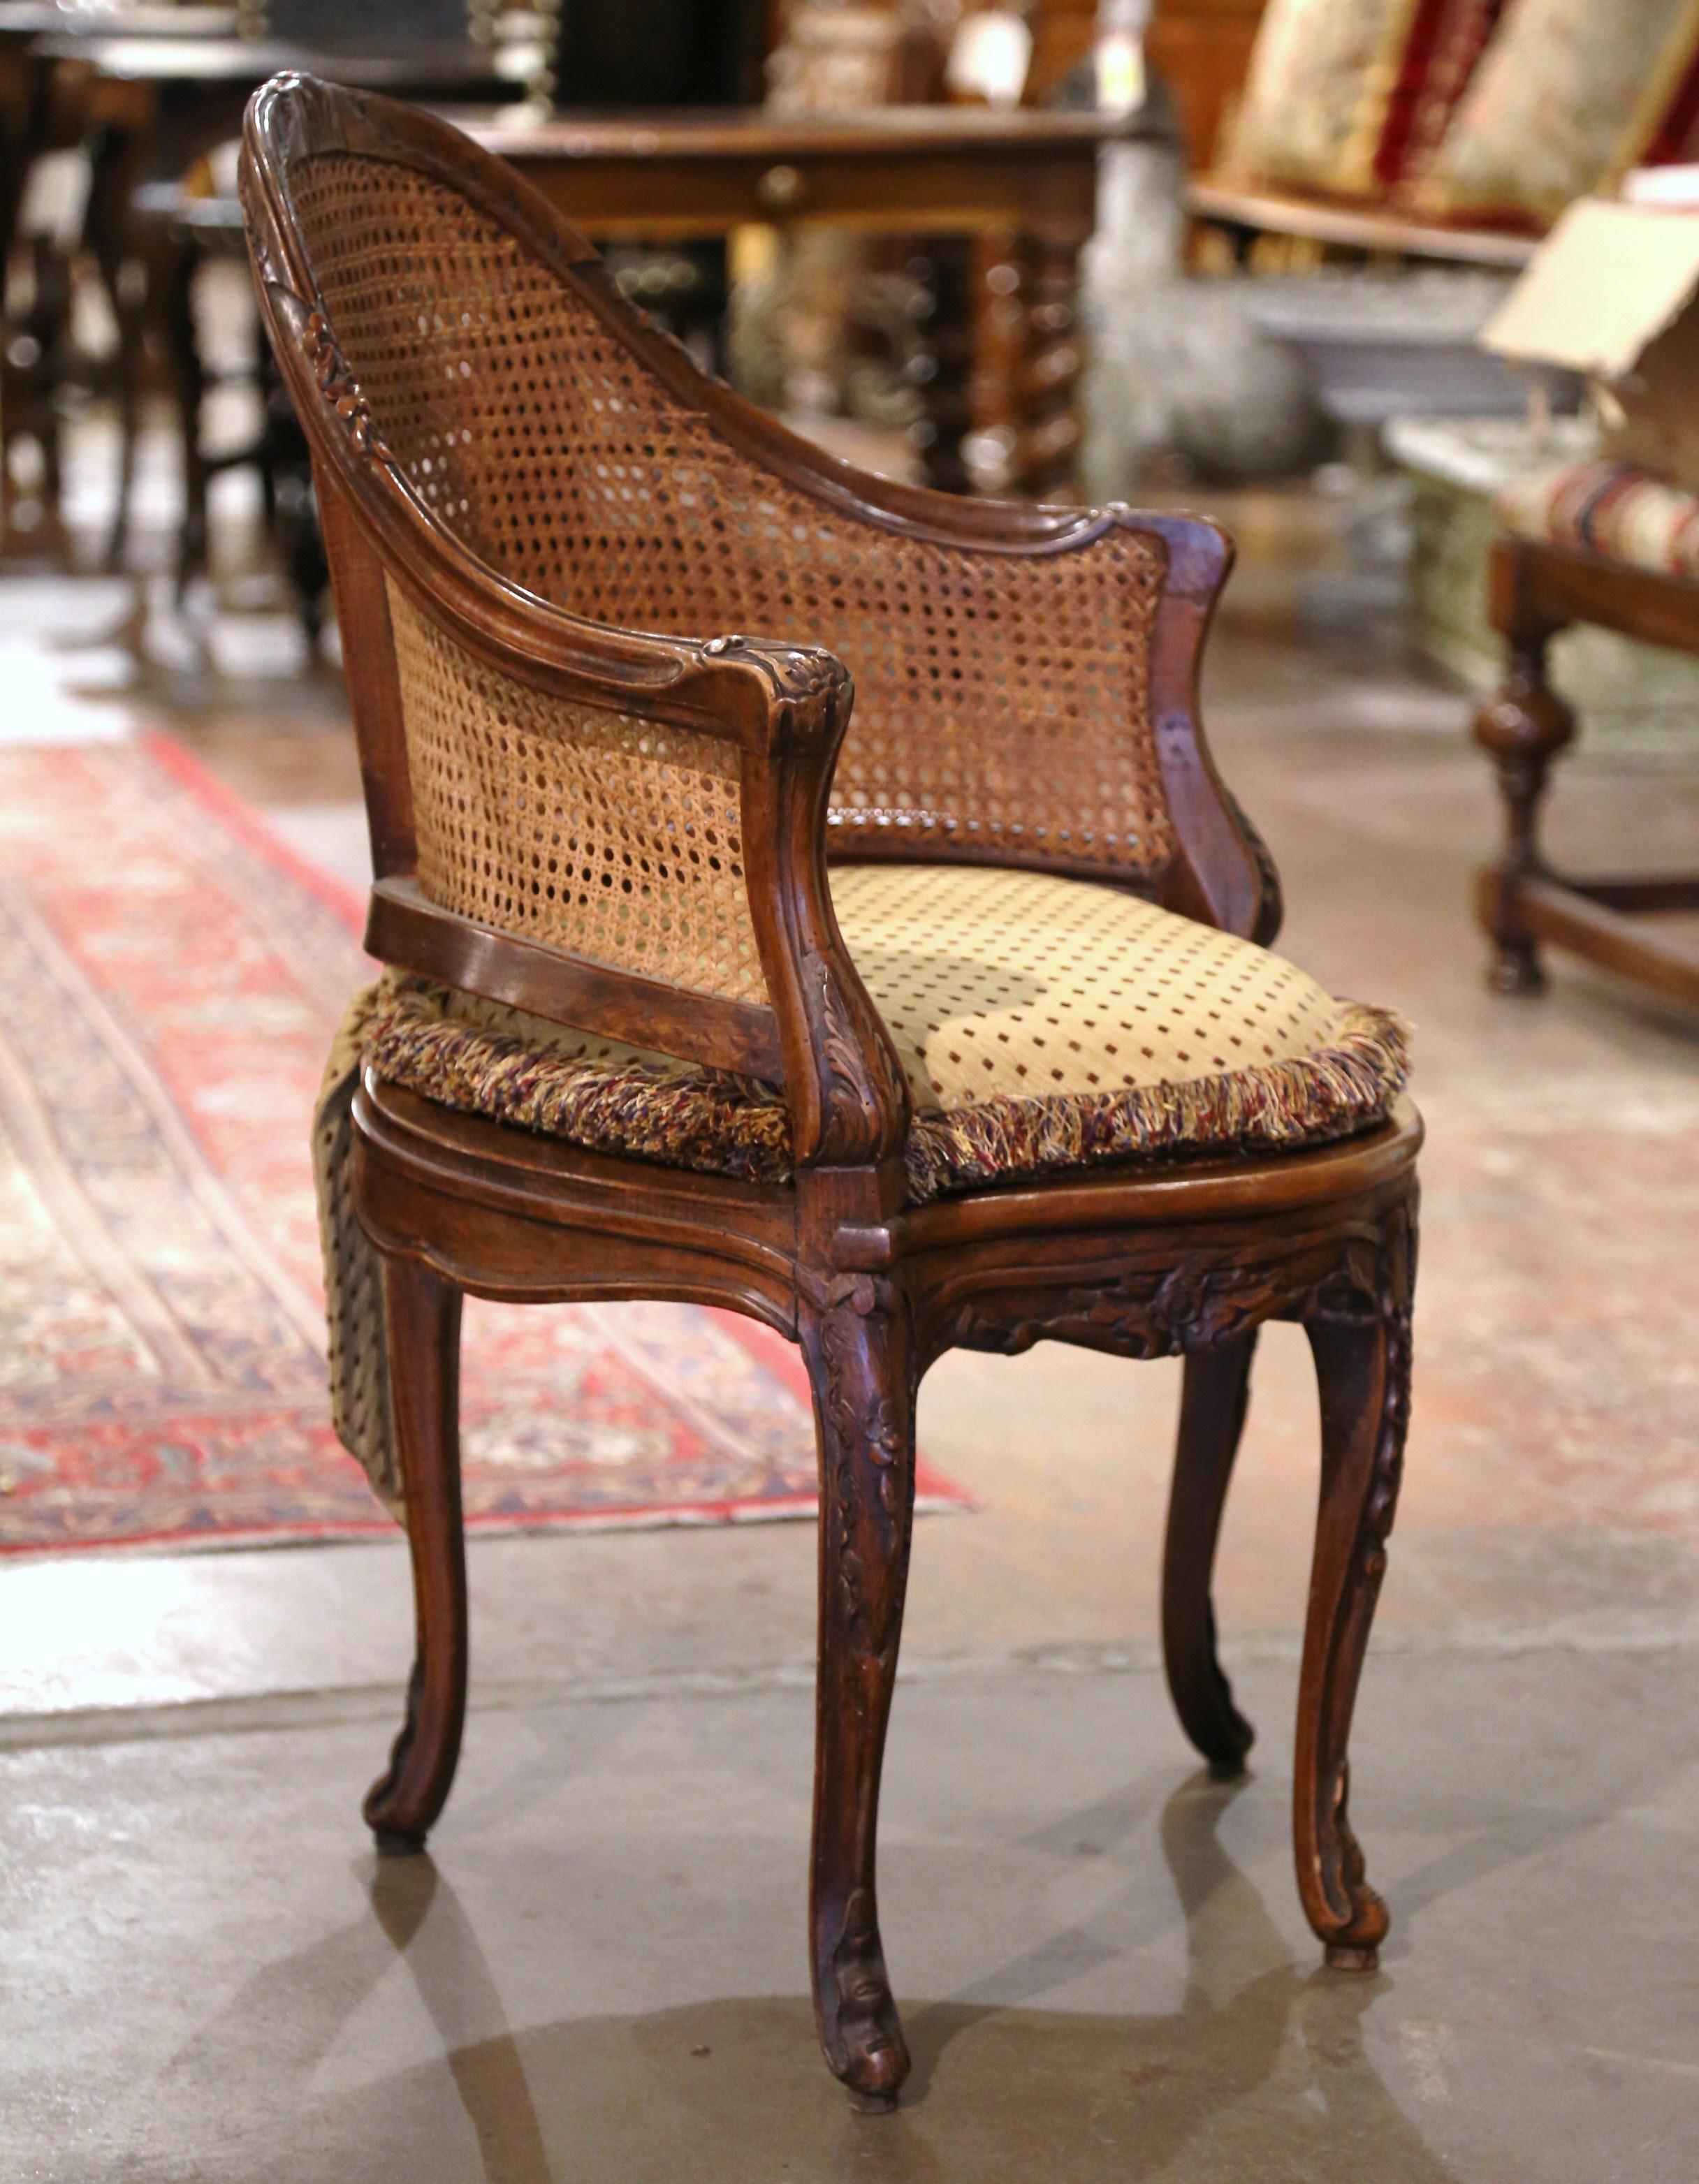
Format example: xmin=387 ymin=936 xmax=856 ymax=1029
xmin=0 ymin=735 xmax=965 ymax=1556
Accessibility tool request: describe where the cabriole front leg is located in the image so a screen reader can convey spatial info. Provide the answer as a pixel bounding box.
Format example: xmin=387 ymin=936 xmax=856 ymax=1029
xmin=1295 ymin=1196 xmax=1416 ymax=1970
xmin=363 ymin=1252 xmax=467 ymax=1857
xmin=801 ymin=1275 xmax=918 ymax=2111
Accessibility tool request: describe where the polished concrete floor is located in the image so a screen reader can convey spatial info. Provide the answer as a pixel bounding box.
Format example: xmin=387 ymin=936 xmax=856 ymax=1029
xmin=3 ymin=474 xmax=1699 ymax=2179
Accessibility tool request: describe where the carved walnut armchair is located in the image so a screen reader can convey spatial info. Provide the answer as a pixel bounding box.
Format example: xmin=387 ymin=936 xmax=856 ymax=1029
xmin=241 ymin=74 xmax=1420 ymax=2112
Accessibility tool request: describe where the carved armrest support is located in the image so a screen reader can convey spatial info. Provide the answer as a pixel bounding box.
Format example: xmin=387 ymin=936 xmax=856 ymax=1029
xmin=738 ymin=657 xmax=910 ymax=1175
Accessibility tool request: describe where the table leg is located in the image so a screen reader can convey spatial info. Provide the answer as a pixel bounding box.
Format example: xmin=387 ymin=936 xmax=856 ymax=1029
xmin=1012 ymin=228 xmax=1084 ymax=499
xmin=905 ymin=235 xmax=973 ymax=496
xmin=163 ymin=230 xmax=207 ymax=601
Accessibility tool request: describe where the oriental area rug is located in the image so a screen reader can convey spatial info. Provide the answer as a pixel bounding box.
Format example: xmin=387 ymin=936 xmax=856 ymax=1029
xmin=0 ymin=735 xmax=964 ymax=1556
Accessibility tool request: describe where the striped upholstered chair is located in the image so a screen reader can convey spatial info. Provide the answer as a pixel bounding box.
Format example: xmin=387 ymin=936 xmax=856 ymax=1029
xmin=242 ymin=73 xmax=1420 ymax=2110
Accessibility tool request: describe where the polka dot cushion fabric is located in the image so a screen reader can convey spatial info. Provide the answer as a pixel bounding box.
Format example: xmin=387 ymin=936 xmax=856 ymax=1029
xmin=831 ymin=864 xmax=1348 ymax=1113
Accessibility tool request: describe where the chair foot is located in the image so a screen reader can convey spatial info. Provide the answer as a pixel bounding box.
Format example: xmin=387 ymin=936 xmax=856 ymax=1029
xmin=363 ymin=1650 xmax=461 ymax=1852
xmin=1325 ymin=1940 xmax=1381 ymax=1973
xmin=816 ymin=1887 xmax=911 ymax=2108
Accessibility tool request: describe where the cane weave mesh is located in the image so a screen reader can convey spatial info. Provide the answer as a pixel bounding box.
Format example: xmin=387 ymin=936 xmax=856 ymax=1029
xmin=349 ymin=864 xmax=1409 ymax=1203
xmin=386 ymin=581 xmax=765 ymax=1002
xmin=286 ymin=149 xmax=1175 ymax=878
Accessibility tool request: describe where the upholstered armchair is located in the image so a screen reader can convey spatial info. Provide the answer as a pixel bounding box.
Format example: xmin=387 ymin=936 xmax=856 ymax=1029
xmin=242 ymin=73 xmax=1419 ymax=2111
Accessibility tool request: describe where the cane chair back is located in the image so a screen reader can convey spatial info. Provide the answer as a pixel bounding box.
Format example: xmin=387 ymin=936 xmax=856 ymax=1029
xmin=279 ymin=147 xmax=1175 ymax=883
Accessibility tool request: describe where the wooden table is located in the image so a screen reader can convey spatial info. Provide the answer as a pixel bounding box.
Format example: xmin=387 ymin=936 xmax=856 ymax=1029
xmin=464 ymin=105 xmax=1153 ymax=496
xmin=0 ymin=34 xmax=522 ymax=560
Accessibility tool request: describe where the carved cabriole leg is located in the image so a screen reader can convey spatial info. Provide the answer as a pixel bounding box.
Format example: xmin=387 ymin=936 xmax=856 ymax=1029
xmin=1162 ymin=1331 xmax=1258 ymax=1778
xmin=1473 ymin=632 xmax=1575 ymax=995
xmin=363 ymin=1252 xmax=467 ymax=1857
xmin=801 ymin=1273 xmax=917 ymax=2112
xmin=1295 ymin=1195 xmax=1416 ymax=1970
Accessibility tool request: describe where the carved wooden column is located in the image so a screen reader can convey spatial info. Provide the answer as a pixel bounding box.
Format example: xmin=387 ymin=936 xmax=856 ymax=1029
xmin=1011 ymin=226 xmax=1084 ymax=497
xmin=905 ymin=233 xmax=975 ymax=494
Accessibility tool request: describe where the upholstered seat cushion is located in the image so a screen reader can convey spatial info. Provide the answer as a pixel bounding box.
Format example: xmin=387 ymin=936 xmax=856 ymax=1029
xmin=1498 ymin=460 xmax=1699 ymax=582
xmin=358 ymin=863 xmax=1408 ymax=1203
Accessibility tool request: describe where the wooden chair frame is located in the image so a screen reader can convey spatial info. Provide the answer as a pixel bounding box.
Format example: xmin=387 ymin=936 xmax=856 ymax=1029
xmin=241 ymin=73 xmax=1420 ymax=2111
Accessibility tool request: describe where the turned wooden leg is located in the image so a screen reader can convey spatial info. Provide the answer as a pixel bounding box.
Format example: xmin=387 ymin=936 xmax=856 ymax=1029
xmin=906 ymin=235 xmax=973 ymax=495
xmin=801 ymin=1275 xmax=917 ymax=2111
xmin=1473 ymin=633 xmax=1575 ymax=995
xmin=363 ymin=1252 xmax=467 ymax=1857
xmin=1011 ymin=228 xmax=1084 ymax=499
xmin=1162 ymin=1331 xmax=1257 ymax=1777
xmin=1295 ymin=1196 xmax=1415 ymax=1970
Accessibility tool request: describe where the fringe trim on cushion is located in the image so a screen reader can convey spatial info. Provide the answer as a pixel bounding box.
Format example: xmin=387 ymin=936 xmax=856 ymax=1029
xmin=314 ymin=980 xmax=404 ymax=1519
xmin=361 ymin=983 xmax=1409 ymax=1206
xmin=364 ymin=983 xmax=794 ymax=1185
xmin=900 ymin=1002 xmax=1410 ymax=1202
